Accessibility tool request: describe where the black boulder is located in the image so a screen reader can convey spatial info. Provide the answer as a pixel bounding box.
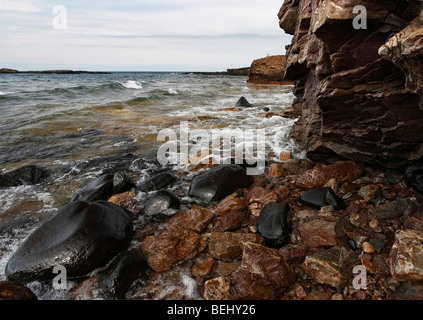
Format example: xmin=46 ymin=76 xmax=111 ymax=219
xmin=0 ymin=165 xmax=49 ymax=188
xmin=256 ymin=203 xmax=291 ymax=248
xmin=5 ymin=200 xmax=133 ymax=283
xmin=188 ymin=164 xmax=254 ymax=202
xmin=143 ymin=190 xmax=181 ymax=219
xmin=137 ymin=172 xmax=176 ymax=192
xmin=404 ymin=161 xmax=423 ymax=193
xmin=299 ymin=187 xmax=346 ymax=210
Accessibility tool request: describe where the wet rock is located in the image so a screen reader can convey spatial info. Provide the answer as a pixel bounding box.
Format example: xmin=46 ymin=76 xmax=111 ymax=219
xmin=141 ymin=228 xmax=200 ymax=272
xmin=166 ymin=206 xmax=214 ymax=233
xmin=256 ymin=203 xmax=291 ymax=248
xmin=232 ymin=242 xmax=296 ymax=300
xmin=108 ymin=191 xmax=136 ymax=212
xmin=235 ymin=96 xmax=253 ymax=108
xmin=298 ymin=217 xmax=339 ymax=249
xmin=99 ymin=247 xmax=149 ymax=299
xmin=214 ymin=262 xmax=241 ymax=277
xmin=6 ymin=200 xmax=133 ymax=283
xmin=210 ymin=210 xmax=247 ymax=233
xmin=373 ymin=199 xmax=410 ymax=219
xmin=391 ymin=281 xmax=423 ymax=300
xmin=357 ymin=184 xmax=382 ymax=201
xmin=268 ymin=163 xmax=284 ymax=178
xmin=214 ymin=197 xmax=248 ymax=215
xmin=0 ymin=165 xmax=50 ymax=188
xmin=191 ymin=254 xmax=216 ymax=278
xmin=69 ymin=274 xmax=104 ymax=300
xmin=297 ymin=161 xmax=364 ymax=189
xmin=246 ymin=186 xmax=278 ymax=206
xmin=0 ymin=281 xmax=37 ymax=300
xmin=203 ymin=276 xmax=231 ymax=300
xmin=188 ymin=164 xmax=253 ymax=202
xmin=390 ymin=229 xmax=423 ymax=281
xmin=404 ymin=161 xmax=423 ymax=193
xmin=278 ymin=152 xmax=292 ymax=162
xmin=281 ymin=159 xmax=312 ymax=176
xmin=208 ymin=232 xmax=265 ymax=261
xmin=137 ymin=172 xmax=176 ymax=192
xmin=71 ymin=172 xmax=134 ymax=202
xmin=299 ymin=187 xmax=346 ymax=210
xmin=303 ymin=246 xmax=360 ymax=288
xmin=143 ymin=190 xmax=181 ymax=219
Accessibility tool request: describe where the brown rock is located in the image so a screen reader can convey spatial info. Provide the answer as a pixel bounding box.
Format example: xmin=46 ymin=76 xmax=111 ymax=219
xmin=0 ymin=281 xmax=37 ymax=300
xmin=268 ymin=163 xmax=284 ymax=178
xmin=246 ymin=186 xmax=278 ymax=205
xmin=214 ymin=262 xmax=242 ymax=277
xmin=107 ymin=191 xmax=136 ymax=211
xmin=70 ymin=274 xmax=103 ymax=300
xmin=232 ymin=242 xmax=296 ymax=300
xmin=390 ymin=229 xmax=423 ymax=281
xmin=281 ymin=159 xmax=313 ymax=175
xmin=191 ymin=254 xmax=216 ymax=278
xmin=166 ymin=206 xmax=214 ymax=233
xmin=298 ymin=217 xmax=338 ymax=248
xmin=296 ymin=161 xmax=364 ymax=189
xmin=208 ymin=232 xmax=265 ymax=261
xmin=210 ymin=210 xmax=247 ymax=233
xmin=247 ymin=55 xmax=293 ymax=85
xmin=203 ymin=276 xmax=231 ymax=300
xmin=278 ymin=151 xmax=293 ymax=162
xmin=303 ymin=246 xmax=360 ymax=288
xmin=214 ymin=197 xmax=248 ymax=215
xmin=141 ymin=229 xmax=200 ymax=272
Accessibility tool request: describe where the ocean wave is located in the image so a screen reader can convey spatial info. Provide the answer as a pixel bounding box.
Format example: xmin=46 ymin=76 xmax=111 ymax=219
xmin=119 ymin=80 xmax=143 ymax=90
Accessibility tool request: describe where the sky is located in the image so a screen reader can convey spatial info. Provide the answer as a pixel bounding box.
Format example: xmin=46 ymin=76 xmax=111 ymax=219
xmin=0 ymin=0 xmax=292 ymax=71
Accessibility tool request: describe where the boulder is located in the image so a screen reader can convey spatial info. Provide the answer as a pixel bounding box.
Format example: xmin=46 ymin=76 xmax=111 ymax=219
xmin=188 ymin=164 xmax=254 ymax=202
xmin=5 ymin=200 xmax=133 ymax=283
xmin=0 ymin=281 xmax=37 ymax=300
xmin=232 ymin=242 xmax=296 ymax=300
xmin=71 ymin=172 xmax=134 ymax=202
xmin=256 ymin=203 xmax=291 ymax=248
xmin=143 ymin=190 xmax=181 ymax=219
xmin=166 ymin=206 xmax=214 ymax=233
xmin=137 ymin=172 xmax=176 ymax=192
xmin=299 ymin=187 xmax=346 ymax=210
xmin=0 ymin=165 xmax=49 ymax=188
xmin=235 ymin=96 xmax=253 ymax=108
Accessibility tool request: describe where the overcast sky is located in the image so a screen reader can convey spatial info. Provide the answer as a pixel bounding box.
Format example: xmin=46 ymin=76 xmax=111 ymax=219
xmin=0 ymin=0 xmax=292 ymax=71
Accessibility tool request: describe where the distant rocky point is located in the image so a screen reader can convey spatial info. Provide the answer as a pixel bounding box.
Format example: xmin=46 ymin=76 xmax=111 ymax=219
xmin=247 ymin=55 xmax=293 ymax=85
xmin=0 ymin=68 xmax=110 ymax=74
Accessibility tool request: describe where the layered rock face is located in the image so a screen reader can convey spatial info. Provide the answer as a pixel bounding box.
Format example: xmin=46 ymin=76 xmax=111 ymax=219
xmin=279 ymin=0 xmax=423 ymax=168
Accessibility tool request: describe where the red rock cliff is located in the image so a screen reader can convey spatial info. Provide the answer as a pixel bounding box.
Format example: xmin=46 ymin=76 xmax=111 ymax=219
xmin=279 ymin=0 xmax=423 ymax=168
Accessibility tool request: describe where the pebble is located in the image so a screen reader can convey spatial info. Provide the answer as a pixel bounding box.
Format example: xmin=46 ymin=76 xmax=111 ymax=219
xmin=362 ymin=242 xmax=375 ymax=254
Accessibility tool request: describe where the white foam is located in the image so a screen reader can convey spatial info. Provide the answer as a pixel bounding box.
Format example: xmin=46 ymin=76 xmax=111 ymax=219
xmin=168 ymin=88 xmax=178 ymax=95
xmin=120 ymin=80 xmax=143 ymax=89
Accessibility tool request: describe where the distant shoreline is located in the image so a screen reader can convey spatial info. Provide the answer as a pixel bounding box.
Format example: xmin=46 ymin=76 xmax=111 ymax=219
xmin=0 ymin=68 xmax=111 ymax=75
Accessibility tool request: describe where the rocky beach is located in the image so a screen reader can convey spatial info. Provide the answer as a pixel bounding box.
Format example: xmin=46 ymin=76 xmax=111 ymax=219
xmin=1 ymin=0 xmax=423 ymax=303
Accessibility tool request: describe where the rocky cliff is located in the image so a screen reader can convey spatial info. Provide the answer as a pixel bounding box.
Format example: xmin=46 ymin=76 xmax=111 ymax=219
xmin=278 ymin=0 xmax=423 ymax=168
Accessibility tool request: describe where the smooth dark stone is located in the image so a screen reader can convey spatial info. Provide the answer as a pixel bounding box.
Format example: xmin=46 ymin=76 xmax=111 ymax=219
xmin=70 ymin=172 xmax=134 ymax=202
xmin=256 ymin=203 xmax=291 ymax=248
xmin=100 ymin=249 xmax=148 ymax=299
xmin=0 ymin=281 xmax=37 ymax=300
xmin=188 ymin=164 xmax=254 ymax=202
xmin=0 ymin=165 xmax=50 ymax=188
xmin=405 ymin=161 xmax=423 ymax=193
xmin=235 ymin=96 xmax=253 ymax=108
xmin=299 ymin=187 xmax=346 ymax=210
xmin=137 ymin=172 xmax=177 ymax=192
xmin=5 ymin=200 xmax=133 ymax=283
xmin=143 ymin=190 xmax=181 ymax=219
